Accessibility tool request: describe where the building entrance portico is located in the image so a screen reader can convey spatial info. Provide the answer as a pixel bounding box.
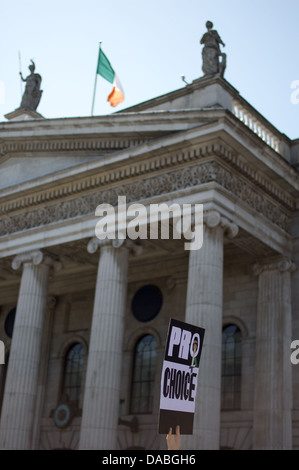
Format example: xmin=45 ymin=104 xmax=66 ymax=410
xmin=0 ymin=202 xmax=293 ymax=450
xmin=0 ymin=71 xmax=298 ymax=449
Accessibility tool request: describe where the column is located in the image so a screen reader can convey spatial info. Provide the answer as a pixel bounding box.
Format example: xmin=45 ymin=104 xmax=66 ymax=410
xmin=0 ymin=250 xmax=61 ymax=450
xmin=253 ymin=258 xmax=295 ymax=450
xmin=184 ymin=211 xmax=238 ymax=450
xmin=79 ymin=238 xmax=139 ymax=450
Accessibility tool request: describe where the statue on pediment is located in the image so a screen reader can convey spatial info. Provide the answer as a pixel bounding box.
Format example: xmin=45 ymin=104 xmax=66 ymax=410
xmin=19 ymin=60 xmax=43 ymax=110
xmin=200 ymin=21 xmax=226 ymax=77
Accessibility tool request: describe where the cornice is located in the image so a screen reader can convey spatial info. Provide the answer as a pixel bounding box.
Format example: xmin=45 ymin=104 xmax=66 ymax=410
xmin=0 ymin=156 xmax=291 ymax=238
xmin=0 ymin=139 xmax=295 ymax=217
xmin=0 ymin=136 xmax=149 ymax=157
xmin=1 ymin=105 xmax=294 ymax=161
xmin=0 ymin=108 xmax=222 ymax=142
xmin=1 ymin=110 xmax=297 ymax=196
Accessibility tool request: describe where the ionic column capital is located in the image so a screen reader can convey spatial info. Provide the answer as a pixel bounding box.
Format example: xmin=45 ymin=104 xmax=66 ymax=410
xmin=204 ymin=210 xmax=239 ymax=239
xmin=253 ymin=257 xmax=296 ymax=276
xmin=12 ymin=250 xmax=62 ymax=272
xmin=87 ymin=237 xmax=143 ymax=257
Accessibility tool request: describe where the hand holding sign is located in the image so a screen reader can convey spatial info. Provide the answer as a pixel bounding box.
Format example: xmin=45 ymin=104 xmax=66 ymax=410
xmin=166 ymin=425 xmax=181 ymax=450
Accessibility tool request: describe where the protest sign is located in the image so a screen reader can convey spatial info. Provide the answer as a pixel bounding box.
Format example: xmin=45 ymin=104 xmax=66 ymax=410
xmin=158 ymin=318 xmax=205 ymax=434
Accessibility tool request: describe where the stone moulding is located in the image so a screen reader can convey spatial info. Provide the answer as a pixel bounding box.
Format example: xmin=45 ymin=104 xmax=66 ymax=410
xmin=0 ymin=159 xmax=290 ymax=238
xmin=0 ymin=137 xmax=148 ymax=156
xmin=0 ymin=141 xmax=294 ymax=216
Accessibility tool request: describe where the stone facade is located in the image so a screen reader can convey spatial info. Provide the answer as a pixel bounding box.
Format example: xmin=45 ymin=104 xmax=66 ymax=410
xmin=0 ymin=75 xmax=298 ymax=450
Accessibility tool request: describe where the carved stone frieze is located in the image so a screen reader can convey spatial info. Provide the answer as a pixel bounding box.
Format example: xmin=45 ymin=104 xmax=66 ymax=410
xmin=0 ymin=143 xmax=294 ymax=216
xmin=0 ymin=160 xmax=290 ymax=237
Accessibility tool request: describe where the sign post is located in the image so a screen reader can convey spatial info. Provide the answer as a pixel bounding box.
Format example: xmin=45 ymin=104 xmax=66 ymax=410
xmin=158 ymin=318 xmax=205 ymax=434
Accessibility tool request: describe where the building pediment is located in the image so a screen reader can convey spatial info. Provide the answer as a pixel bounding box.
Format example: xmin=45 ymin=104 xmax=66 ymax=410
xmin=0 ymin=76 xmax=297 ymax=260
xmin=0 ymin=122 xmax=296 ymax=259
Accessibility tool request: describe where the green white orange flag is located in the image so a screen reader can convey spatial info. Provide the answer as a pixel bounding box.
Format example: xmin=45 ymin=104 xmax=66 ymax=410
xmin=97 ymin=48 xmax=124 ymax=107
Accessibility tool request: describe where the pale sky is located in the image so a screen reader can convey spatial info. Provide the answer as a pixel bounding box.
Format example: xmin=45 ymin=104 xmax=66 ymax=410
xmin=1 ymin=0 xmax=298 ymax=139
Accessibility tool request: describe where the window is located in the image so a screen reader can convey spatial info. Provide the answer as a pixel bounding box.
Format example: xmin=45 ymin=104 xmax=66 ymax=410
xmin=62 ymin=343 xmax=85 ymax=406
xmin=131 ymin=285 xmax=163 ymax=322
xmin=0 ymin=353 xmax=8 ymax=418
xmin=221 ymin=324 xmax=242 ymax=410
xmin=4 ymin=307 xmax=16 ymax=338
xmin=130 ymin=335 xmax=157 ymax=414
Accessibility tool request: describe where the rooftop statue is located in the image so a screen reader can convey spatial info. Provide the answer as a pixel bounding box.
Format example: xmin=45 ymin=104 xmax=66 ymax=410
xmin=200 ymin=21 xmax=226 ymax=77
xmin=19 ymin=60 xmax=43 ymax=110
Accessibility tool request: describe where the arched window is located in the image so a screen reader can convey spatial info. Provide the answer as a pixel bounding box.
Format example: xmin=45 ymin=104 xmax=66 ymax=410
xmin=130 ymin=335 xmax=157 ymax=414
xmin=221 ymin=324 xmax=242 ymax=410
xmin=62 ymin=343 xmax=85 ymax=406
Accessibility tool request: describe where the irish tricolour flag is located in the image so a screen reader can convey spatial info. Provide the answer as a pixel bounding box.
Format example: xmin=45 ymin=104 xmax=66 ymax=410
xmin=97 ymin=48 xmax=124 ymax=107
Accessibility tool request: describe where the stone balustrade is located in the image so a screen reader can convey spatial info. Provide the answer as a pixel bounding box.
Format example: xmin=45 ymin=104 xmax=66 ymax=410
xmin=233 ymin=99 xmax=280 ymax=153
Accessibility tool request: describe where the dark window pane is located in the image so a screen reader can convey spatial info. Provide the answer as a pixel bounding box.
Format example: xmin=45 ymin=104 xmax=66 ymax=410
xmin=130 ymin=335 xmax=157 ymax=414
xmin=131 ymin=285 xmax=163 ymax=322
xmin=221 ymin=325 xmax=242 ymax=410
xmin=4 ymin=307 xmax=16 ymax=338
xmin=62 ymin=343 xmax=85 ymax=406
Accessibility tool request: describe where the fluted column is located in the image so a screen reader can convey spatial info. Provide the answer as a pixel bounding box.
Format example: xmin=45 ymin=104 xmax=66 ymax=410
xmin=79 ymin=238 xmax=140 ymax=450
xmin=253 ymin=258 xmax=295 ymax=450
xmin=0 ymin=251 xmax=61 ymax=450
xmin=184 ymin=211 xmax=238 ymax=450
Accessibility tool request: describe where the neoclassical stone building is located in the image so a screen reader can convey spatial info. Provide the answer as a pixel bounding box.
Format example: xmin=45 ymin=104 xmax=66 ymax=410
xmin=0 ymin=74 xmax=298 ymax=450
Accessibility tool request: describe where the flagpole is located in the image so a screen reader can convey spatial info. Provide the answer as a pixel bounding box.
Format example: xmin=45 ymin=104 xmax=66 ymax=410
xmin=91 ymin=41 xmax=102 ymax=116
